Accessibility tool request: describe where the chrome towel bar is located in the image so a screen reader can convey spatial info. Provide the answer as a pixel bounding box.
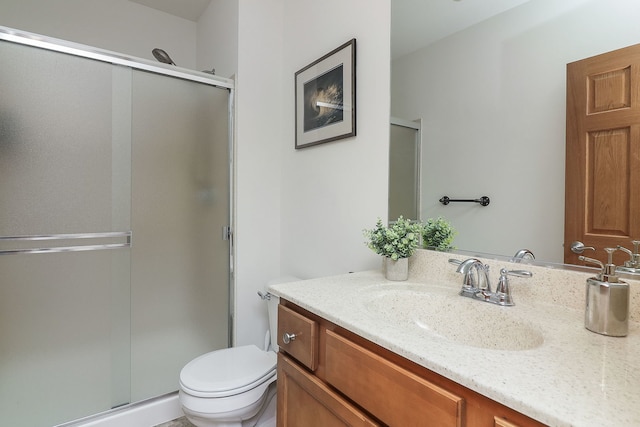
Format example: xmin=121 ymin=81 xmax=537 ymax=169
xmin=439 ymin=196 xmax=490 ymax=206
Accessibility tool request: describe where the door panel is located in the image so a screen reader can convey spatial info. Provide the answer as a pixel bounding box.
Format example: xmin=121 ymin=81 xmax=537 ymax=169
xmin=565 ymin=44 xmax=640 ymax=265
xmin=130 ymin=70 xmax=230 ymax=401
xmin=0 ymin=40 xmax=132 ymax=426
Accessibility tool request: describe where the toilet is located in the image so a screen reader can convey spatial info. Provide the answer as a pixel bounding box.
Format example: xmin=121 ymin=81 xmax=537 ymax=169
xmin=178 ymin=277 xmax=298 ymax=427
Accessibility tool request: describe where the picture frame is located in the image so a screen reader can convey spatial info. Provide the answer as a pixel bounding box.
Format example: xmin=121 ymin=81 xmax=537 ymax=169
xmin=295 ymin=39 xmax=356 ymax=149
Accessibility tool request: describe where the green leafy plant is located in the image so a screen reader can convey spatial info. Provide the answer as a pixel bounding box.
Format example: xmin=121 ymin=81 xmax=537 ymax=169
xmin=363 ymin=216 xmax=422 ymax=260
xmin=421 ymin=216 xmax=456 ymax=251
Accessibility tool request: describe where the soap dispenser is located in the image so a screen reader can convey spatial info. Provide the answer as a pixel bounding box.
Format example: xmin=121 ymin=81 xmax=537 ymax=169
xmin=579 ymin=248 xmax=629 ymax=337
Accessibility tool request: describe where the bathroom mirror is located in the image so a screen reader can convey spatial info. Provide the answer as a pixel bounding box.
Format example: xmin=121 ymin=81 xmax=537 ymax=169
xmin=390 ymin=0 xmax=640 ymax=265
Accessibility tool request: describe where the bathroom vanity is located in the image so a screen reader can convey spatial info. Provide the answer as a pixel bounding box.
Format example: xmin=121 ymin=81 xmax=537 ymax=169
xmin=269 ymin=249 xmax=640 ymax=427
xmin=277 ymin=301 xmax=544 ymax=427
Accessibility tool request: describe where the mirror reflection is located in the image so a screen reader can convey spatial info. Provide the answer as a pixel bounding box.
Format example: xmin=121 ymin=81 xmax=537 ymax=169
xmin=390 ymin=0 xmax=640 ymax=264
xmin=389 ymin=118 xmax=420 ymax=221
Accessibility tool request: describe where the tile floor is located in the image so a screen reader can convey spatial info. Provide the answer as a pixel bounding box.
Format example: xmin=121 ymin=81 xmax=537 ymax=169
xmin=155 ymin=416 xmax=195 ymax=427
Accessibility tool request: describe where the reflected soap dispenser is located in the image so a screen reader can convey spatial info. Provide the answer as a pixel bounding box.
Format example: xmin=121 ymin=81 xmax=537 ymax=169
xmin=579 ymin=248 xmax=629 ymax=337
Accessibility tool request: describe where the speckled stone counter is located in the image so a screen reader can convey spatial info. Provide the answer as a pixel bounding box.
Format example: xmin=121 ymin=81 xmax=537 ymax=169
xmin=269 ymin=249 xmax=640 ymax=427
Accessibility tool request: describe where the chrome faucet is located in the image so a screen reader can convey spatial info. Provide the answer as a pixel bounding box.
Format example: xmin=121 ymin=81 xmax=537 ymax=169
xmin=455 ymin=258 xmax=491 ymax=297
xmin=452 ymin=258 xmax=532 ymax=306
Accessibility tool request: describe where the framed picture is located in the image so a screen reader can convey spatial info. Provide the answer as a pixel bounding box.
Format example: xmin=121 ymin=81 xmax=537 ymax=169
xmin=295 ymin=39 xmax=356 ymax=149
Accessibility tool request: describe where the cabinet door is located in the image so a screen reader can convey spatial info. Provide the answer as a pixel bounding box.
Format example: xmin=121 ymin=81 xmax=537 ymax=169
xmin=277 ymin=353 xmax=379 ymax=427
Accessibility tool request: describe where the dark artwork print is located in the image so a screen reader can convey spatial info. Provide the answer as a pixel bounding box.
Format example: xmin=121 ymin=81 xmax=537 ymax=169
xmin=303 ymin=64 xmax=344 ymax=132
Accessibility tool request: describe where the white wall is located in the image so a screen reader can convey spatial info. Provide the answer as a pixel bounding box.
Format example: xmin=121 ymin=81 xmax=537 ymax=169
xmin=391 ymin=0 xmax=640 ymax=263
xmin=233 ymin=0 xmax=285 ymax=348
xmin=233 ymin=0 xmax=391 ymax=348
xmin=279 ymin=1 xmax=391 ymax=279
xmin=0 ymin=0 xmax=197 ymax=67
xmin=197 ymin=0 xmax=238 ymax=78
xmin=0 ymin=0 xmax=392 ymax=354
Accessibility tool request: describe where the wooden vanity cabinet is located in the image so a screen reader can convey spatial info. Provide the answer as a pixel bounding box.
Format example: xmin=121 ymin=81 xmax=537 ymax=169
xmin=277 ymin=304 xmax=379 ymax=426
xmin=277 ymin=300 xmax=547 ymax=427
xmin=278 ymin=353 xmax=380 ymax=426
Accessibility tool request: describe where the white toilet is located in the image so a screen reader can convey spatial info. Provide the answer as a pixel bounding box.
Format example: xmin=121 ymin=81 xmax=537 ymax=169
xmin=178 ymin=277 xmax=297 ymax=427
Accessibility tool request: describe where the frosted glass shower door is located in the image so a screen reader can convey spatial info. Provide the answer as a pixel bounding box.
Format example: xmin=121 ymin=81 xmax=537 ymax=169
xmin=0 ymin=41 xmax=132 ymax=426
xmin=0 ymin=32 xmax=231 ymax=426
xmin=129 ymin=71 xmax=230 ymax=401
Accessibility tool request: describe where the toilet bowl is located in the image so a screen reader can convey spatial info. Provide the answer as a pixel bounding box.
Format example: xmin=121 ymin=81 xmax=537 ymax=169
xmin=179 ymin=345 xmax=277 ymax=427
xmin=179 ymin=277 xmax=299 ymax=427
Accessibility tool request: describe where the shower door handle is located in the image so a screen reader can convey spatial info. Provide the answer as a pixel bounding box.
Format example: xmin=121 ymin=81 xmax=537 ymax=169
xmin=0 ymin=231 xmax=132 ymax=255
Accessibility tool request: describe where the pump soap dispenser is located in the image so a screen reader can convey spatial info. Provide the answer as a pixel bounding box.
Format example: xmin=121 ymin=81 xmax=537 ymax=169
xmin=579 ymin=248 xmax=629 ymax=337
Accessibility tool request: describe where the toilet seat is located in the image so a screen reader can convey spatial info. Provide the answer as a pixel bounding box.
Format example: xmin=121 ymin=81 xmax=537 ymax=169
xmin=180 ymin=345 xmax=276 ymax=398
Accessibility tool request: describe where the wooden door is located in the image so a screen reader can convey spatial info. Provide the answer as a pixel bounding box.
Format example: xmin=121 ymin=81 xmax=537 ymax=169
xmin=565 ymin=44 xmax=640 ymax=265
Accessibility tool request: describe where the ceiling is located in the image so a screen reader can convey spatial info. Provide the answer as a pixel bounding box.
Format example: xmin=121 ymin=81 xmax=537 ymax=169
xmin=129 ymin=0 xmax=211 ymax=22
xmin=391 ymin=0 xmax=532 ymax=59
xmin=129 ymin=0 xmax=531 ymax=59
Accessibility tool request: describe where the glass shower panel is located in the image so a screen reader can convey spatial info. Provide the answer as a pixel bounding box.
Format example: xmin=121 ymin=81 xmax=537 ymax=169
xmin=0 ymin=250 xmax=131 ymax=427
xmin=0 ymin=40 xmax=132 ymax=427
xmin=130 ymin=71 xmax=229 ymax=401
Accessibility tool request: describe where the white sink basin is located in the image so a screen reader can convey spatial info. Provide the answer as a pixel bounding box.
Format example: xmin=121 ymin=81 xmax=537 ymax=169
xmin=362 ymin=283 xmax=544 ymax=351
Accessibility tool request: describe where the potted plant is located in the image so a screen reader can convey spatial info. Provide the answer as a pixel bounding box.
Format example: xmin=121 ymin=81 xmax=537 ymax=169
xmin=363 ymin=216 xmax=421 ymax=281
xmin=421 ymin=216 xmax=456 ymax=251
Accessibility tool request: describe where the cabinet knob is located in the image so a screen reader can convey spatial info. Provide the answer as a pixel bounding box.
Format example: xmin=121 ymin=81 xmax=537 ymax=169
xmin=282 ymin=332 xmax=297 ymax=344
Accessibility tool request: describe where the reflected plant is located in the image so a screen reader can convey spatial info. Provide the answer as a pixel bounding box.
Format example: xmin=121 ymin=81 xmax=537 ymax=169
xmin=422 ymin=216 xmax=456 ymax=251
xmin=363 ymin=216 xmax=421 ymax=260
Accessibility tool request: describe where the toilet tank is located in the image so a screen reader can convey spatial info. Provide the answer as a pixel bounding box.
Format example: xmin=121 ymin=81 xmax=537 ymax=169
xmin=265 ymin=276 xmax=300 ymax=352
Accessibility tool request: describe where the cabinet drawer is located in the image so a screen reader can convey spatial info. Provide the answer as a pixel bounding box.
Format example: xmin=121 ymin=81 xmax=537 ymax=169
xmin=325 ymin=329 xmax=463 ymax=427
xmin=495 ymin=417 xmax=522 ymax=427
xmin=277 ymin=304 xmax=318 ymax=371
xmin=278 ymin=353 xmax=380 ymax=427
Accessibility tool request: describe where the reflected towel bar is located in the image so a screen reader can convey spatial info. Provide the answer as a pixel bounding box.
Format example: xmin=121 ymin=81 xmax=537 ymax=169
xmin=0 ymin=231 xmax=132 ymax=255
xmin=439 ymin=196 xmax=490 ymax=207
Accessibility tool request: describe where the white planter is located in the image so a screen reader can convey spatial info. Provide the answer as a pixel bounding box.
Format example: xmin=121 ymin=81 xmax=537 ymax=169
xmin=385 ymin=257 xmax=409 ymax=281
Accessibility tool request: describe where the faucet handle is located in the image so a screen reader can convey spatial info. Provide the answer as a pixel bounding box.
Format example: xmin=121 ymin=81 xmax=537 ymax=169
xmin=505 ymin=269 xmax=533 ymax=278
xmin=494 ymin=268 xmax=532 ymax=306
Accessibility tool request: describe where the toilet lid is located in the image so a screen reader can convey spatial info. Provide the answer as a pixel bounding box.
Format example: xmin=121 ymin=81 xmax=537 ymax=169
xmin=180 ymin=345 xmax=276 ymax=397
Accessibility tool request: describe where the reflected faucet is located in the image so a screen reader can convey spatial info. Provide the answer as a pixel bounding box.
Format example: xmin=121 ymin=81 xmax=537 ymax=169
xmin=616 ymin=240 xmax=640 ymax=275
xmin=512 ymin=249 xmax=535 ymax=263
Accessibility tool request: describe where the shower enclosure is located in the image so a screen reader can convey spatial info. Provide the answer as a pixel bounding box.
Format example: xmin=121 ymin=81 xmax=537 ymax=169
xmin=0 ymin=28 xmax=233 ymax=427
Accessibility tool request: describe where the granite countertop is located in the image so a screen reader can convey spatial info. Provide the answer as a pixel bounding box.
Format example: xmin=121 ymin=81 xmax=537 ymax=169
xmin=269 ymin=251 xmax=640 ymax=427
